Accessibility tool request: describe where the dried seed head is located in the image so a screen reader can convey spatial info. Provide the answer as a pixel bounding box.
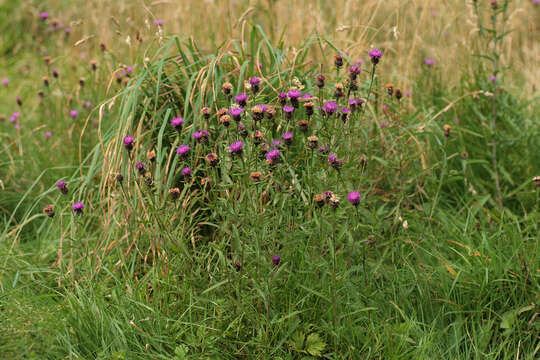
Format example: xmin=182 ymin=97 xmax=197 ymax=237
xmin=222 ymin=82 xmax=233 ymax=95
xmin=307 ymin=135 xmax=319 ymax=149
xmin=43 ymin=204 xmax=55 ymax=218
xmin=250 ymin=171 xmax=263 ymax=183
xmin=328 ymin=194 xmax=340 ymax=209
xmin=316 ymin=74 xmax=325 ymax=88
xmin=334 ymin=54 xmax=344 ymax=68
xmin=168 ymin=187 xmax=181 ymax=200
xmin=147 ymin=150 xmax=156 ymax=162
xmin=297 ymin=120 xmax=309 ymax=132
xmin=220 ymin=114 xmax=231 ymax=127
xmin=217 ymin=108 xmax=228 ymax=118
xmin=266 ymin=108 xmax=276 ymax=120
xmin=303 ymin=101 xmax=315 ymax=117
xmin=443 ymin=124 xmax=451 ymax=137
xmin=116 ymin=174 xmax=124 ymax=183
xmin=314 ymin=193 xmax=326 ymax=208
xmin=334 ymin=83 xmax=344 ymax=98
xmin=201 ymin=107 xmax=211 ymax=119
xmin=90 ymin=60 xmax=97 ymax=70
xmin=395 ymin=89 xmax=403 ymax=100
xmin=205 ymin=153 xmax=219 ymax=167
xmin=533 ymin=176 xmax=540 ymax=188
xmin=42 ymin=76 xmax=49 ymax=87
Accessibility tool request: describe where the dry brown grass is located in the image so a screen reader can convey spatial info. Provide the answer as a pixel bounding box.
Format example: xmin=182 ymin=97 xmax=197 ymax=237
xmin=29 ymin=0 xmax=538 ymax=92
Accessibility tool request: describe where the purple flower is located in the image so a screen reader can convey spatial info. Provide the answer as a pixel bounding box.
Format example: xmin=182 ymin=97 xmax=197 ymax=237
xmin=39 ymin=12 xmax=49 ymax=20
xmin=278 ymin=92 xmax=287 ymax=106
xmin=181 ymin=167 xmax=192 ymax=177
xmin=9 ymin=111 xmax=20 ymax=123
xmin=287 ymin=89 xmax=301 ymax=99
xmin=176 ymin=144 xmax=190 ymax=158
xmin=249 ymin=77 xmax=260 ymax=86
xmin=135 ymin=161 xmax=146 ymax=174
xmin=347 ymin=191 xmax=361 ymax=206
xmin=272 ymin=255 xmax=281 ymax=266
xmin=266 ymin=149 xmax=281 ymax=163
xmin=302 ymin=93 xmax=313 ymax=100
xmin=424 ymin=58 xmax=435 ymax=66
xmin=323 ymin=101 xmax=338 ymax=115
xmin=379 ymin=122 xmax=389 ymax=129
xmin=533 ymin=0 xmax=539 ymax=5
xmin=193 ymin=129 xmax=210 ymax=144
xmin=349 ymin=64 xmax=361 ymax=76
xmin=44 ymin=131 xmax=52 ymax=138
xmin=235 ymin=93 xmax=248 ymax=107
xmin=229 ymin=141 xmax=244 ymax=156
xmin=283 ymin=105 xmax=294 ymax=113
xmin=282 ymin=132 xmax=293 ymax=145
xmin=2 ymin=78 xmax=9 ymax=86
xmin=64 ymin=27 xmax=71 ymax=34
xmin=72 ymin=202 xmax=85 ymax=215
xmin=123 ymin=136 xmax=134 ymax=151
xmin=56 ymin=180 xmax=68 ymax=194
xmin=489 ymin=75 xmax=498 ymax=83
xmin=318 ymin=144 xmax=329 ymax=154
xmin=171 ymin=117 xmax=184 ymax=130
xmin=229 ymin=107 xmax=244 ymax=121
xmin=257 ymin=104 xmax=268 ymax=113
xmin=328 ymin=154 xmax=338 ymax=163
xmin=271 ymin=139 xmax=283 ymax=148
xmin=154 ymin=20 xmax=164 ymax=26
xmin=84 ymin=101 xmax=92 ymax=109
xmin=126 ymin=66 xmax=134 ymax=74
xmin=69 ymin=109 xmax=79 ymax=118
xmin=369 ymin=49 xmax=383 ymax=64
xmin=328 ymin=154 xmax=342 ymax=170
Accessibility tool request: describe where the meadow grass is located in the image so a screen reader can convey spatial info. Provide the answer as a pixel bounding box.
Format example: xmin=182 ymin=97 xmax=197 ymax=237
xmin=0 ymin=1 xmax=539 ymax=359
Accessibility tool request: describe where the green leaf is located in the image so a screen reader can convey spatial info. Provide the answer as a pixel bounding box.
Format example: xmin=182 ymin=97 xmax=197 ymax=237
xmin=305 ymin=332 xmax=326 ymax=357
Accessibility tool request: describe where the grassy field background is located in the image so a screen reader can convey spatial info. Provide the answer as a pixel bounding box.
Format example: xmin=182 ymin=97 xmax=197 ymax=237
xmin=1 ymin=0 xmax=539 ymax=359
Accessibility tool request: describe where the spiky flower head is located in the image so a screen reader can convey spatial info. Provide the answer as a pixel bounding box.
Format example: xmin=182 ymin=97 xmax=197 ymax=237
xmin=369 ymin=49 xmax=383 ymax=64
xmin=123 ymin=136 xmax=134 ymax=151
xmin=72 ymin=202 xmax=85 ymax=215
xmin=43 ymin=204 xmax=55 ymax=218
xmin=205 ymin=153 xmax=219 ymax=167
xmin=234 ymin=93 xmax=248 ymax=107
xmin=229 ymin=141 xmax=244 ymax=156
xmin=347 ymin=191 xmax=361 ymax=206
xmin=56 ymin=180 xmax=68 ymax=194
xmin=323 ymin=101 xmax=338 ymax=115
xmin=176 ymin=144 xmax=190 ymax=158
xmin=171 ymin=117 xmax=184 ymax=130
xmin=272 ymin=255 xmax=281 ymax=266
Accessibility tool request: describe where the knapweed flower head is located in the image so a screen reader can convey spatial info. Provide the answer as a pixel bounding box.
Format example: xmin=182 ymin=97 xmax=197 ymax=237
xmin=318 ymin=144 xmax=330 ymax=154
xmin=347 ymin=191 xmax=361 ymax=206
xmin=44 ymin=131 xmax=52 ymax=138
xmin=84 ymin=101 xmax=92 ymax=109
xmin=272 ymin=255 xmax=281 ymax=266
xmin=266 ymin=149 xmax=281 ymax=164
xmin=123 ymin=136 xmax=134 ymax=151
xmin=147 ymin=150 xmax=156 ymax=162
xmin=297 ymin=120 xmax=309 ymax=132
xmin=314 ymin=194 xmax=326 ymax=208
xmin=424 ymin=58 xmax=435 ymax=67
xmin=252 ymin=105 xmax=265 ymax=121
xmin=307 ymin=135 xmax=319 ymax=149
xmin=193 ymin=129 xmax=210 ymax=144
xmin=234 ymin=93 xmax=248 ymax=107
xmin=287 ymin=89 xmax=301 ymax=99
xmin=323 ymin=101 xmax=338 ymax=115
xmin=154 ymin=19 xmax=164 ymax=26
xmin=222 ymin=82 xmax=233 ymax=95
xmin=249 ymin=171 xmax=263 ymax=183
xmin=278 ymin=92 xmax=287 ymax=106
xmin=328 ymin=154 xmax=342 ymax=170
xmin=201 ymin=107 xmax=211 ymax=119
xmin=181 ymin=167 xmax=192 ymax=178
xmin=229 ymin=141 xmax=244 ymax=156
xmin=69 ymin=109 xmax=79 ymax=118
xmin=135 ymin=161 xmax=146 ymax=175
xmin=443 ymin=124 xmax=451 ymax=137
xmin=282 ymin=132 xmax=293 ymax=145
xmin=349 ymin=64 xmax=361 ymax=80
xmin=340 ymin=107 xmax=350 ymax=122
xmin=489 ymin=75 xmax=498 ymax=83
xmin=249 ymin=77 xmax=260 ymax=86
xmin=334 ymin=53 xmax=344 ymax=68
xmin=283 ymin=105 xmax=295 ymax=120
xmin=2 ymin=78 xmax=9 ymax=86
xmin=72 ymin=202 xmax=85 ymax=215
xmin=10 ymin=111 xmax=20 ymax=123
xmin=56 ymin=180 xmax=68 ymax=195
xmin=220 ymin=114 xmax=231 ymax=127
xmin=229 ymin=107 xmax=244 ymax=121
xmin=168 ymin=188 xmax=180 ymax=200
xmin=176 ymin=144 xmax=190 ymax=158
xmin=39 ymin=12 xmax=49 ymax=20
xmin=271 ymin=139 xmax=283 ymax=148
xmin=329 ymin=194 xmax=340 ymax=209
xmin=316 ymin=74 xmax=325 ymax=88
xmin=369 ymin=49 xmax=383 ymax=64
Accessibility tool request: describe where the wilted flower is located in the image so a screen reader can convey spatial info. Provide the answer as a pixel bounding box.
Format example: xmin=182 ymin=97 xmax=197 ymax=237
xmin=201 ymin=107 xmax=211 ymax=119
xmin=314 ymin=194 xmax=326 ymax=208
xmin=147 ymin=150 xmax=156 ymax=162
xmin=249 ymin=171 xmax=263 ymax=183
xmin=533 ymin=176 xmax=540 ymax=187
xmin=238 ymin=123 xmax=248 ymax=138
xmin=43 ymin=204 xmax=55 ymax=218
xmin=307 ymin=135 xmax=319 ymax=149
xmin=72 ymin=202 xmax=85 ymax=215
xmin=220 ymin=114 xmax=231 ymax=127
xmin=297 ymin=120 xmax=309 ymax=132
xmin=176 ymin=144 xmax=190 ymax=158
xmin=443 ymin=124 xmax=451 ymax=137
xmin=252 ymin=105 xmax=265 ymax=121
xmin=222 ymin=82 xmax=233 ymax=96
xmin=168 ymin=188 xmax=181 ymax=200
xmin=229 ymin=141 xmax=244 ymax=156
xmin=395 ymin=89 xmax=403 ymax=100
xmin=303 ymin=101 xmax=315 ymax=117
xmin=385 ymin=84 xmax=394 ymax=96
xmin=205 ymin=153 xmax=219 ymax=167
xmin=316 ymin=74 xmax=325 ymax=88
xmin=347 ymin=191 xmax=361 ymax=206
xmin=328 ymin=194 xmax=340 ymax=209
xmin=334 ymin=53 xmax=344 ymax=69
xmin=253 ymin=130 xmax=264 ymax=145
